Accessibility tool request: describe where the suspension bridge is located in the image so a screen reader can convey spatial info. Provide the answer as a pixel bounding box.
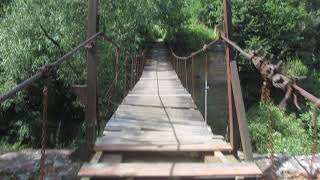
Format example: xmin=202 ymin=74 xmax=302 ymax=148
xmin=0 ymin=0 xmax=319 ymax=179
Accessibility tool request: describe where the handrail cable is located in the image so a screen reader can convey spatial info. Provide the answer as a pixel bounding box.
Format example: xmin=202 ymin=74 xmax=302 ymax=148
xmin=220 ymin=33 xmax=320 ymax=108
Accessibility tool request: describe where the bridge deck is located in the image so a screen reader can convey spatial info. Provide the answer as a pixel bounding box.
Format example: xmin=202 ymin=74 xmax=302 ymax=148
xmin=96 ymin=45 xmax=231 ymax=152
xmin=79 ymin=44 xmax=262 ymax=179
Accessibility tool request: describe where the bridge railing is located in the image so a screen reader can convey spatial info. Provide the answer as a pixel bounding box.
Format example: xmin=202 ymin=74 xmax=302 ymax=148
xmin=170 ymin=36 xmax=254 ymax=161
xmin=0 ymin=31 xmax=146 ymax=179
xmin=221 ymin=32 xmax=320 ymax=178
xmin=170 ymin=39 xmax=220 ymax=123
xmin=170 ymin=29 xmax=320 ymax=176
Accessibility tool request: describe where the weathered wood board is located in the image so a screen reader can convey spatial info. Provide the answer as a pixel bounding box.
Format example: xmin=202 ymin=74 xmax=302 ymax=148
xmin=79 ymin=162 xmax=262 ymax=178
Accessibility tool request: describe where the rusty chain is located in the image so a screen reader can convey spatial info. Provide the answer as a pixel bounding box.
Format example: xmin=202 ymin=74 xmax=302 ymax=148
xmin=39 ymin=77 xmax=51 ymax=180
xmin=310 ymin=106 xmax=319 ymax=178
xmin=261 ymin=80 xmax=276 ymax=179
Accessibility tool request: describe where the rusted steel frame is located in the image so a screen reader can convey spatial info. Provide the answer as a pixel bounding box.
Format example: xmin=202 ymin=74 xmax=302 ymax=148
xmin=100 ymin=33 xmax=122 ymax=54
xmin=204 ymin=51 xmax=208 ymax=124
xmin=230 ymin=61 xmax=254 ymax=161
xmin=184 ymin=60 xmax=188 ymax=89
xmin=52 ymin=32 xmax=102 ymax=67
xmin=170 ymin=39 xmax=220 ymax=60
xmin=139 ymin=56 xmax=142 ymax=77
xmin=130 ymin=57 xmax=134 ymax=89
xmin=40 ymin=78 xmax=50 ymax=180
xmin=85 ymin=0 xmax=99 ymax=158
xmin=223 ymin=0 xmax=236 ymax=153
xmin=135 ymin=56 xmax=139 ymax=80
xmin=177 ymin=58 xmax=180 ymax=79
xmin=293 ymin=84 xmax=320 ymax=108
xmin=114 ymin=48 xmax=120 ymax=108
xmin=123 ymin=56 xmax=128 ymax=98
xmin=138 ymin=56 xmax=142 ymax=79
xmin=143 ymin=54 xmax=147 ymax=68
xmin=133 ymin=56 xmax=137 ymax=85
xmin=175 ymin=57 xmax=178 ymax=73
xmin=179 ymin=59 xmax=183 ymax=83
xmin=141 ymin=55 xmax=145 ymax=76
xmin=0 ymin=72 xmax=42 ymax=103
xmin=182 ymin=60 xmax=184 ymax=86
xmin=100 ymin=33 xmax=147 ymax=60
xmin=192 ymin=56 xmax=195 ymax=99
xmin=105 ymin=77 xmax=116 ymax=100
xmin=0 ymin=32 xmax=102 ymax=104
xmin=115 ymin=47 xmax=119 ymax=87
xmin=137 ymin=56 xmax=141 ymax=77
xmin=312 ymin=106 xmax=318 ymax=158
xmin=220 ymin=33 xmax=252 ymax=59
xmin=221 ymin=34 xmax=320 ymax=108
xmin=136 ymin=56 xmax=139 ymax=83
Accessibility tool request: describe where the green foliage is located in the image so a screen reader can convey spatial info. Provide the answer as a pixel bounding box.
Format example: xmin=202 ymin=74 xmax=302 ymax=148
xmin=198 ymin=0 xmax=223 ymax=28
xmin=0 ymin=0 xmax=319 ymax=156
xmin=247 ymin=103 xmax=318 ymax=155
xmin=0 ymin=0 xmax=158 ymax=149
xmin=170 ymin=23 xmax=217 ymax=51
xmin=164 ymin=0 xmax=219 ymax=51
xmin=285 ymin=58 xmax=308 ymax=77
xmin=213 ymin=0 xmax=320 ymax=154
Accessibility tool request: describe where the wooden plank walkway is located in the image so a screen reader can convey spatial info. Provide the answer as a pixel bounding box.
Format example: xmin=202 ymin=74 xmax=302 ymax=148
xmin=79 ymin=44 xmax=262 ymax=179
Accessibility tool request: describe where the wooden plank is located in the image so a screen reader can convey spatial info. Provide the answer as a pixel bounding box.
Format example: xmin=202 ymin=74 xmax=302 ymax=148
xmin=78 ymin=162 xmax=262 ymax=178
xmin=105 ymin=118 xmax=215 ymax=134
xmin=100 ymin=128 xmax=220 ymax=144
xmin=160 ymin=96 xmax=197 ymax=109
xmin=204 ymin=155 xmax=222 ymax=163
xmin=101 ymin=154 xmax=122 ymax=163
xmin=225 ymin=154 xmax=239 ymax=162
xmin=165 ymin=108 xmax=205 ymax=123
xmin=230 ymin=61 xmax=253 ymax=161
xmin=214 ymin=150 xmax=228 ymax=163
xmin=122 ymin=95 xmax=162 ymax=107
xmin=80 ymin=151 xmax=102 ymax=180
xmin=95 ymin=142 xmax=232 ymax=152
xmin=127 ymin=94 xmax=191 ymax=97
xmin=90 ymin=151 xmax=103 ymax=163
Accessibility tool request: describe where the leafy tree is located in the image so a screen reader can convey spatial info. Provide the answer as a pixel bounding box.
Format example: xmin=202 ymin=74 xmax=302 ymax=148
xmin=0 ymin=0 xmax=158 ymax=148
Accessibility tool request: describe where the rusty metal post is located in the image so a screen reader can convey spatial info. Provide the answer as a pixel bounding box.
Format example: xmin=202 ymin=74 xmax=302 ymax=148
xmin=136 ymin=56 xmax=139 ymax=79
xmin=192 ymin=56 xmax=195 ymax=99
xmin=177 ymin=58 xmax=180 ymax=79
xmin=115 ymin=48 xmax=119 ymax=88
xmin=224 ymin=0 xmax=239 ymax=154
xmin=139 ymin=56 xmax=142 ymax=77
xmin=115 ymin=49 xmax=120 ymax=107
xmin=85 ymin=0 xmax=98 ymax=158
xmin=130 ymin=57 xmax=134 ymax=89
xmin=180 ymin=59 xmax=182 ymax=85
xmin=174 ymin=58 xmax=178 ymax=73
xmin=123 ymin=57 xmax=128 ymax=98
xmin=40 ymin=79 xmax=50 ymax=180
xmin=205 ymin=52 xmax=208 ymax=124
xmin=185 ymin=60 xmax=188 ymax=90
xmin=178 ymin=59 xmax=181 ymax=80
xmin=133 ymin=56 xmax=137 ymax=85
xmin=140 ymin=56 xmax=143 ymax=77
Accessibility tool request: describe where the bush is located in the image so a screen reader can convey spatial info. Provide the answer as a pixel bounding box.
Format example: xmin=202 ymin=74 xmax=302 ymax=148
xmin=247 ymin=102 xmax=319 ymax=155
xmin=169 ymin=22 xmax=217 ymax=51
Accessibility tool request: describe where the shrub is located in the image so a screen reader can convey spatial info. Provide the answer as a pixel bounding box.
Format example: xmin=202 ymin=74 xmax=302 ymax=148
xmin=247 ymin=103 xmax=316 ymax=155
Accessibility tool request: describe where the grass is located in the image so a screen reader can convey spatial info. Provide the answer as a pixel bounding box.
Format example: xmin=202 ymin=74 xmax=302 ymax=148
xmin=167 ymin=20 xmax=218 ymax=52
